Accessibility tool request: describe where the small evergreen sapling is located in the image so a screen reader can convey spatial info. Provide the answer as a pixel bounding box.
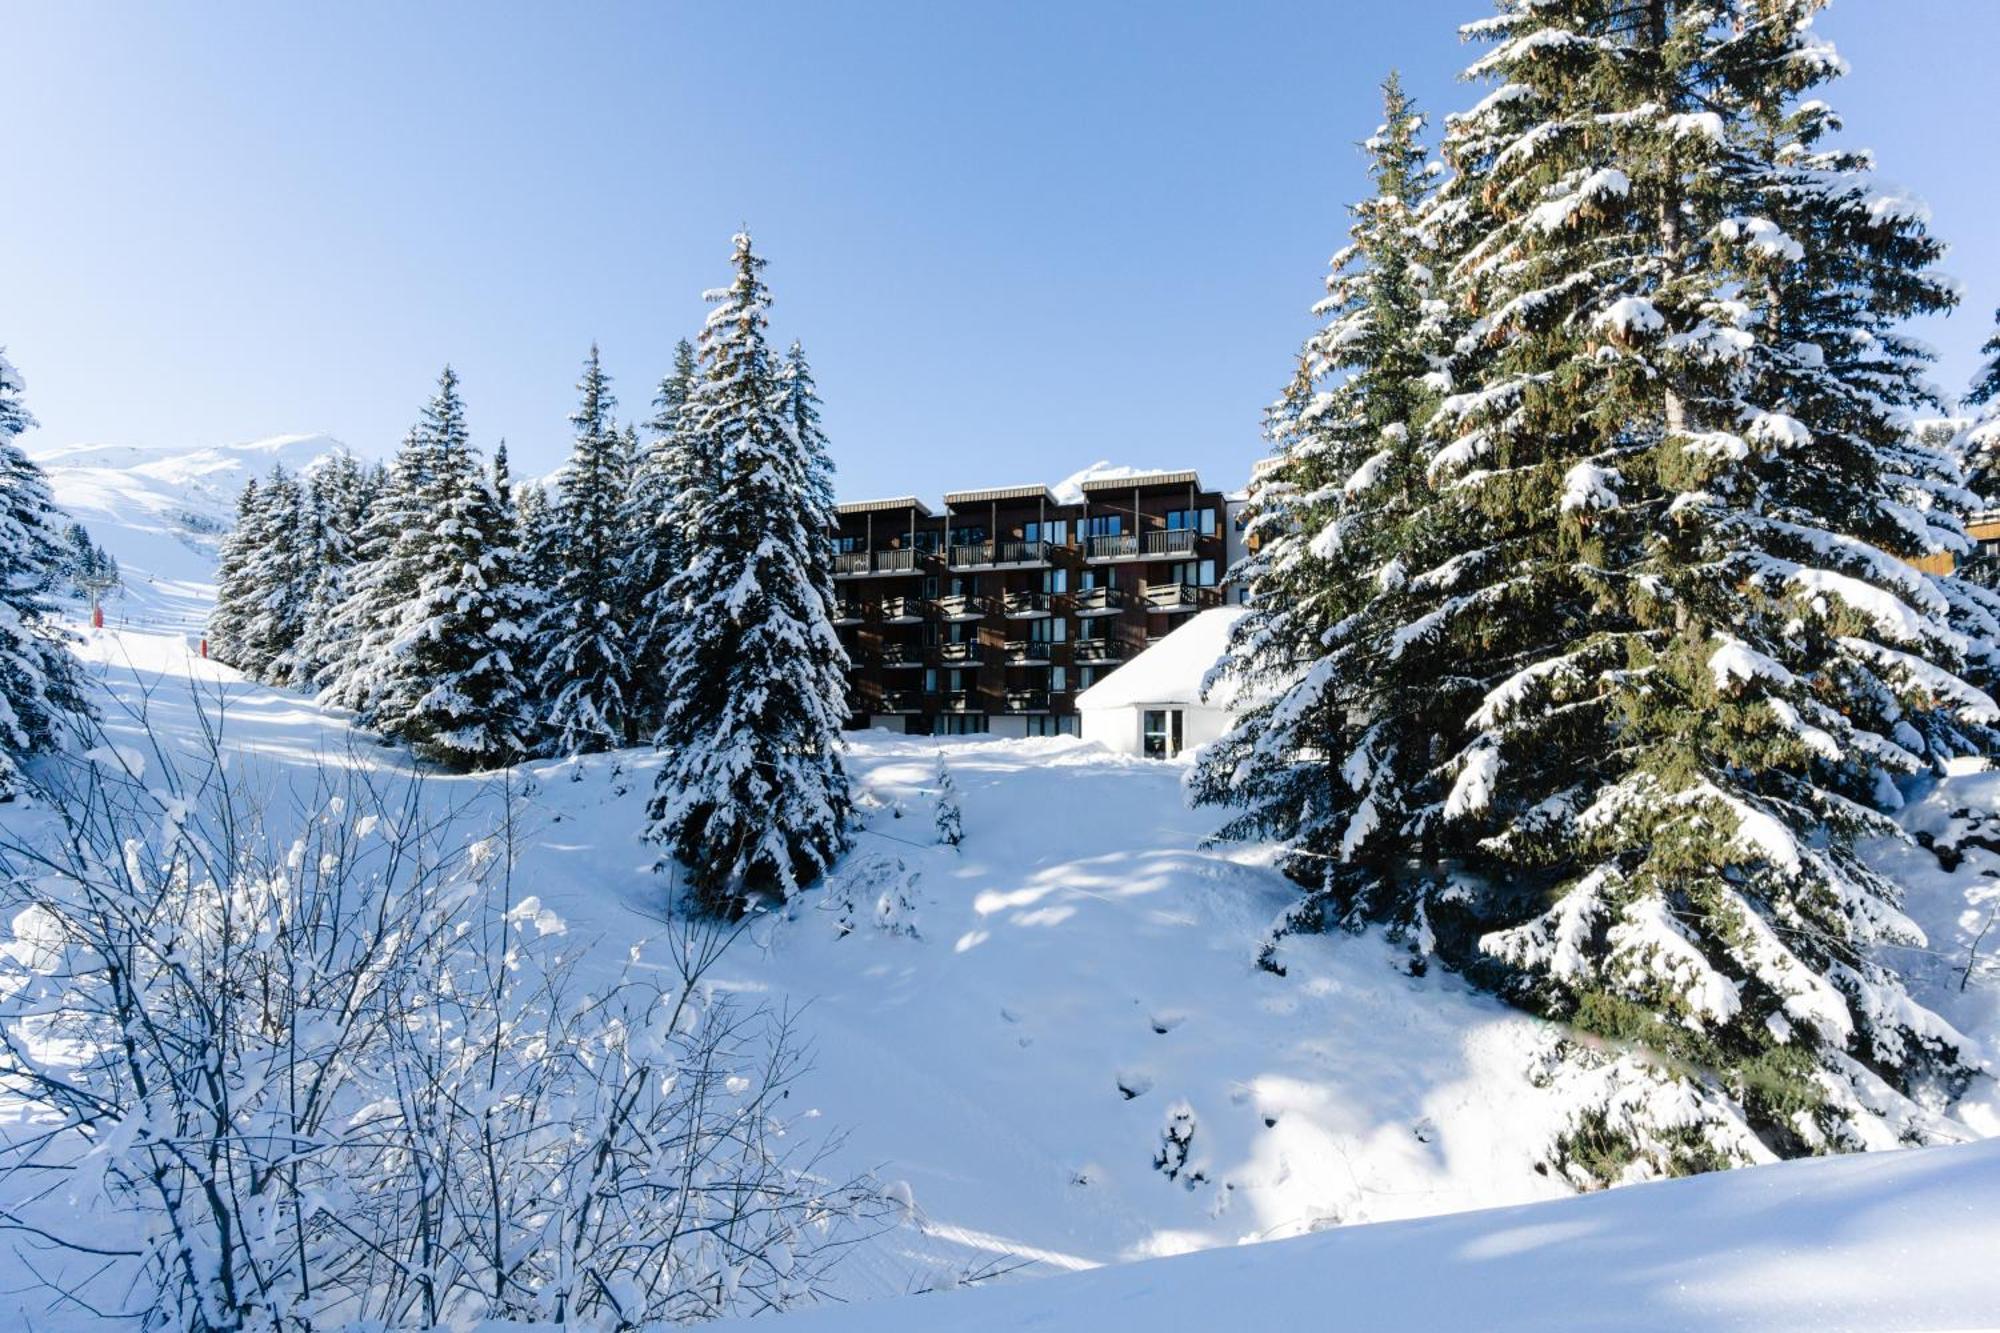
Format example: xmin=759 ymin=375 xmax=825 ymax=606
xmin=934 ymin=753 xmax=963 ymax=848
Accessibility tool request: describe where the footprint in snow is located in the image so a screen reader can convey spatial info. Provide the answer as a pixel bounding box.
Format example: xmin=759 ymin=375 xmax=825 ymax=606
xmin=1115 ymin=1070 xmax=1155 ymax=1100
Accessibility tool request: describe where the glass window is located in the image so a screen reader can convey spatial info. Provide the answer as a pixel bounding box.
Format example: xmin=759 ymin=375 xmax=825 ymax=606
xmin=923 ymin=668 xmax=938 ymax=692
xmin=941 ymin=715 xmax=988 ymax=736
xmin=1142 ymin=709 xmax=1185 ymax=759
xmin=1165 ymin=508 xmax=1218 ymax=535
xmin=1082 ymin=515 xmax=1122 ymax=538
xmin=1050 ymin=665 xmax=1067 ymax=692
xmin=1042 ymin=567 xmax=1068 ymax=594
xmin=835 ymin=535 xmax=865 ymax=553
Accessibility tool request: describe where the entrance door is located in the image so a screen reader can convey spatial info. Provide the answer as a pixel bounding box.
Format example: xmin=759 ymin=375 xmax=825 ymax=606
xmin=1142 ymin=708 xmax=1184 ymax=759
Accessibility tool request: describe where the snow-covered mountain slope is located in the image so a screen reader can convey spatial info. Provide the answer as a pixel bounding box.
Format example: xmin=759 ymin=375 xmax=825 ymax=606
xmin=725 ymin=1137 xmax=2000 ymax=1333
xmin=30 ymin=434 xmax=345 ymax=634
xmin=11 ymin=624 xmax=1999 ymax=1327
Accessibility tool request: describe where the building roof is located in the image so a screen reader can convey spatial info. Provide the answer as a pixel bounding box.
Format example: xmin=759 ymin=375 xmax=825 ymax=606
xmin=836 ymin=496 xmax=934 ymax=517
xmin=941 ymin=484 xmax=1060 ymax=507
xmin=1074 ymin=607 xmax=1251 ymax=712
xmin=1078 ymin=469 xmax=1205 ymax=496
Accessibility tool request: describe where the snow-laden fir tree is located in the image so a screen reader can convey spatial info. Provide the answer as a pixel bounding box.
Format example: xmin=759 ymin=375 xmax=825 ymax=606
xmin=646 ymin=233 xmax=851 ymax=913
xmin=1192 ymin=74 xmax=1444 ymax=909
xmin=626 ymin=338 xmax=703 ymax=734
xmin=59 ymin=521 xmax=120 ymax=605
xmin=0 ymin=348 xmax=88 ymax=790
xmin=1964 ymin=311 xmax=2000 ymax=502
xmin=320 ymin=368 xmax=470 ymax=718
xmin=236 ymin=465 xmax=312 ymax=680
xmin=372 ymin=440 xmax=537 ymax=769
xmin=934 ymin=753 xmax=963 ymax=848
xmin=534 ymin=346 xmax=636 ymax=753
xmin=289 ymin=450 xmax=376 ymax=692
xmin=1216 ymin=2 xmax=2000 ymax=1179
xmin=208 ymin=477 xmax=264 ymax=669
xmin=780 ymin=340 xmax=838 ymax=514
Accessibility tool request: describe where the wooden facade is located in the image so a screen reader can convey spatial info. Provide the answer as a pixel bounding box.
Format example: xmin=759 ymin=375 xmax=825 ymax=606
xmin=831 ymin=472 xmax=1231 ymax=736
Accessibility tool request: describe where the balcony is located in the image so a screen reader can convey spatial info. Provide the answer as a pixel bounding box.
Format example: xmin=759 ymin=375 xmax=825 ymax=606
xmin=832 ymin=599 xmax=866 ymax=625
xmin=880 ymin=644 xmax=926 ymax=670
xmin=1004 ymin=640 xmax=1053 ymax=666
xmin=877 ymin=690 xmax=924 ymax=714
xmin=880 ymin=596 xmax=932 ymax=623
xmin=1071 ymin=586 xmax=1127 ymax=618
xmin=835 ymin=548 xmax=925 ymax=579
xmin=1144 ymin=582 xmax=1208 ymax=614
xmin=1004 ymin=689 xmax=1052 ymax=714
xmin=937 ymin=593 xmax=988 ymax=621
xmin=1074 ymin=638 xmax=1128 ymax=665
xmin=948 ymin=539 xmax=1053 ymax=570
xmin=1084 ymin=529 xmax=1200 ymax=563
xmin=940 ymin=690 xmax=982 ymax=714
xmin=938 ymin=640 xmax=986 ymax=665
xmin=1002 ymin=590 xmax=1053 ymax=619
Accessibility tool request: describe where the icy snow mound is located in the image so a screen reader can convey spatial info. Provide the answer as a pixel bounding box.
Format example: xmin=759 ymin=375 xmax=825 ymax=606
xmin=32 ymin=433 xmax=347 ymax=633
xmin=724 ymin=1139 xmax=2000 ymax=1332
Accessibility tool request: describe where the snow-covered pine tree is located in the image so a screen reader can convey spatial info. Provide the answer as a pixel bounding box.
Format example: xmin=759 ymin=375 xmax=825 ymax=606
xmin=320 ymin=367 xmax=470 ymax=719
xmin=934 ymin=753 xmax=963 ymax=848
xmin=208 ymin=477 xmax=264 ymax=669
xmin=236 ymin=465 xmax=312 ymax=681
xmin=535 ymin=346 xmax=636 ymax=753
xmin=289 ymin=450 xmax=374 ymax=692
xmin=1192 ymin=74 xmax=1443 ymax=912
xmin=780 ymin=340 xmax=837 ymax=514
xmin=646 ymin=233 xmax=851 ymax=913
xmin=1965 ymin=311 xmax=2000 ymax=502
xmin=0 ymin=348 xmax=88 ymax=790
xmin=626 ymin=339 xmax=703 ymax=734
xmin=372 ymin=439 xmax=536 ymax=769
xmin=1300 ymin=0 xmax=2000 ymax=1177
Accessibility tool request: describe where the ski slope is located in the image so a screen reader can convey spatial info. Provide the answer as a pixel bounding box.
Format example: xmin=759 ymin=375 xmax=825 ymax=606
xmin=30 ymin=433 xmax=346 ymax=634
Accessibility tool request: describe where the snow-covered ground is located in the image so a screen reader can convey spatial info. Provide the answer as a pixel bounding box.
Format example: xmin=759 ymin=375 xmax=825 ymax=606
xmin=720 ymin=1136 xmax=2000 ymax=1332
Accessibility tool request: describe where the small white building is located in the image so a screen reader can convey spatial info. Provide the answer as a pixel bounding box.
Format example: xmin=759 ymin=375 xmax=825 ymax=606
xmin=1075 ymin=607 xmax=1249 ymax=758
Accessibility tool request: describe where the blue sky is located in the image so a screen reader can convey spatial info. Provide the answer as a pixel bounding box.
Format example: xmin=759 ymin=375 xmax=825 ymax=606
xmin=5 ymin=2 xmax=1996 ymax=502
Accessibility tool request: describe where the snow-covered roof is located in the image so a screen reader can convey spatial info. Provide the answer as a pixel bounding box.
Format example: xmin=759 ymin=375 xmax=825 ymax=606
xmin=942 ymin=484 xmax=1058 ymax=507
xmin=836 ymin=496 xmax=934 ymax=517
xmin=1078 ymin=469 xmax=1204 ymax=495
xmin=1074 ymin=607 xmax=1248 ymax=712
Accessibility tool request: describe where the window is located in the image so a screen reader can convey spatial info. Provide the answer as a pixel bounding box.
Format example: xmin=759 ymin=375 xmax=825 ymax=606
xmin=923 ymin=576 xmax=939 ymax=597
xmin=1079 ymin=667 xmax=1100 ymax=690
xmin=1041 ymin=567 xmax=1068 ymax=594
xmin=951 ymin=575 xmax=978 ymax=595
xmin=1050 ymin=665 xmax=1068 ymax=693
xmin=940 ymin=715 xmax=988 ymax=736
xmin=947 ymin=669 xmax=966 ymax=692
xmin=1024 ymin=715 xmax=1078 ymax=737
xmin=835 ymin=535 xmax=865 ymax=554
xmin=1024 ymin=519 xmax=1069 ymax=545
xmin=911 ymin=530 xmax=943 ymax=551
xmin=1165 ymin=508 xmax=1217 ymax=535
xmin=1029 ymin=617 xmax=1066 ymax=643
xmin=1167 ymin=559 xmax=1217 ymax=588
xmin=952 ymin=525 xmax=988 ymax=545
xmin=1142 ymin=709 xmax=1185 ymax=759
xmin=1081 ymin=515 xmax=1122 ymax=539
xmin=1076 ymin=620 xmax=1107 ymax=641
xmin=923 ymin=668 xmax=938 ymax=692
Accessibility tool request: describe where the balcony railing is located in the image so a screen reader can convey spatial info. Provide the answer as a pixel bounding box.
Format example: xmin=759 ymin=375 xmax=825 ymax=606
xmin=1004 ymin=640 xmax=1053 ymax=666
xmin=1004 ymin=689 xmax=1051 ymax=714
xmin=941 ymin=690 xmax=981 ymax=714
xmin=877 ymin=690 xmax=924 ymax=713
xmin=1145 ymin=582 xmax=1207 ymax=614
xmin=880 ymin=596 xmax=932 ymax=623
xmin=880 ymin=644 xmax=926 ymax=669
xmin=938 ymin=640 xmax=985 ymax=665
xmin=835 ymin=548 xmax=924 ymax=578
xmin=936 ymin=593 xmax=988 ymax=621
xmin=948 ymin=539 xmax=1053 ymax=569
xmin=1002 ymin=590 xmax=1053 ymax=619
xmin=1074 ymin=638 xmax=1128 ymax=664
xmin=1084 ymin=529 xmax=1200 ymax=562
xmin=1070 ymin=585 xmax=1126 ymax=617
xmin=832 ymin=599 xmax=866 ymax=624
